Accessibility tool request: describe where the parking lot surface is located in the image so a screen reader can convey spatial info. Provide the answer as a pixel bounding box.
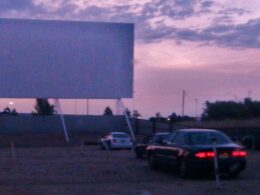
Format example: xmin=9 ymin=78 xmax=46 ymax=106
xmin=0 ymin=146 xmax=259 ymax=195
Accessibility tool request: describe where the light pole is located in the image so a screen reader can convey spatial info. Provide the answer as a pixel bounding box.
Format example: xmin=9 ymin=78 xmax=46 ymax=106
xmin=248 ymin=90 xmax=252 ymax=99
xmin=86 ymin=99 xmax=89 ymax=115
xmin=9 ymin=101 xmax=14 ymax=110
xmin=75 ymin=100 xmax=78 ymax=115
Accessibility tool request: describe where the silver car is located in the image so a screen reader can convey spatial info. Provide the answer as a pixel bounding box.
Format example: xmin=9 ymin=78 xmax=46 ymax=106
xmin=100 ymin=132 xmax=133 ymax=149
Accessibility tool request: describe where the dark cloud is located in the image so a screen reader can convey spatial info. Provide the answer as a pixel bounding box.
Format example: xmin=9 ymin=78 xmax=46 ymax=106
xmin=219 ymin=8 xmax=249 ymax=16
xmin=201 ymin=0 xmax=214 ymax=8
xmin=199 ymin=0 xmax=215 ymax=14
xmin=107 ymin=0 xmax=200 ymax=22
xmin=212 ymin=8 xmax=250 ymax=25
xmin=0 ymin=0 xmax=258 ymax=49
xmin=200 ymin=19 xmax=260 ymax=48
xmin=212 ymin=15 xmax=233 ymax=25
xmin=76 ymin=5 xmax=113 ymax=22
xmin=203 ymin=24 xmax=232 ymax=34
xmin=150 ymin=0 xmax=196 ymax=19
xmin=141 ymin=26 xmax=176 ymax=42
xmin=0 ymin=0 xmax=33 ymax=11
xmin=139 ymin=18 xmax=260 ymax=49
xmin=0 ymin=0 xmax=47 ymax=18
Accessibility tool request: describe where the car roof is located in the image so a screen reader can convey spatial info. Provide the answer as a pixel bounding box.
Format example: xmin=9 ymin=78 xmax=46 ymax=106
xmin=111 ymin=132 xmax=128 ymax=134
xmin=154 ymin=132 xmax=170 ymax=135
xmin=175 ymin=129 xmax=220 ymax=133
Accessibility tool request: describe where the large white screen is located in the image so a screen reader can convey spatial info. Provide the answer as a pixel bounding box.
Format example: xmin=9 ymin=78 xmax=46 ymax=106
xmin=0 ymin=18 xmax=134 ymax=99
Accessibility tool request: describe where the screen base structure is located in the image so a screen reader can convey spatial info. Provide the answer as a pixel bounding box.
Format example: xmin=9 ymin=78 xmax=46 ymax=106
xmin=54 ymin=99 xmax=70 ymax=142
xmin=52 ymin=98 xmax=135 ymax=144
xmin=119 ymin=99 xmax=136 ymax=143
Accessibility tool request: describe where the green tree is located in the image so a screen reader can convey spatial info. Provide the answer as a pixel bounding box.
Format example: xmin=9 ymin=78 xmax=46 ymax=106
xmin=202 ymin=98 xmax=260 ymax=120
xmin=155 ymin=112 xmax=162 ymax=119
xmin=132 ymin=110 xmax=141 ymax=118
xmin=3 ymin=107 xmax=11 ymax=114
xmin=125 ymin=108 xmax=131 ymax=116
xmin=168 ymin=112 xmax=178 ymax=122
xmin=244 ymin=98 xmax=260 ymax=117
xmin=34 ymin=98 xmax=55 ymax=115
xmin=104 ymin=107 xmax=113 ymax=116
xmin=11 ymin=109 xmax=18 ymax=115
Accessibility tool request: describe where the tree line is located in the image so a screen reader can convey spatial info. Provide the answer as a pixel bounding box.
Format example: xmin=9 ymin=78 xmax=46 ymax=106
xmin=202 ymin=98 xmax=260 ymax=120
xmin=2 ymin=98 xmax=260 ymax=121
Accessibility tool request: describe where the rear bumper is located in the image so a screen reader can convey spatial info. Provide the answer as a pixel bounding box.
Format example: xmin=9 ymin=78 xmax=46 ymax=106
xmin=186 ymin=158 xmax=246 ymax=175
xmin=111 ymin=142 xmax=133 ymax=149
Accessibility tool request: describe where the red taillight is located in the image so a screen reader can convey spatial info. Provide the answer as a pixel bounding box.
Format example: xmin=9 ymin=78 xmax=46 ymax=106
xmin=195 ymin=151 xmax=215 ymax=158
xmin=232 ymin=150 xmax=247 ymax=157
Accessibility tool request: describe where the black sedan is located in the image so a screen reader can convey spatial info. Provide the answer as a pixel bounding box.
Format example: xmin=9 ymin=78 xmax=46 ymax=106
xmin=146 ymin=129 xmax=247 ymax=178
xmin=134 ymin=132 xmax=170 ymax=158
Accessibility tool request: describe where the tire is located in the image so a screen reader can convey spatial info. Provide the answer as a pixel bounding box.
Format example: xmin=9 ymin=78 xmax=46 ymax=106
xmin=107 ymin=141 xmax=111 ymax=150
xmin=179 ymin=160 xmax=189 ymax=179
xmin=102 ymin=141 xmax=111 ymax=150
xmin=148 ymin=153 xmax=158 ymax=170
xmin=135 ymin=149 xmax=143 ymax=159
xmin=100 ymin=142 xmax=105 ymax=150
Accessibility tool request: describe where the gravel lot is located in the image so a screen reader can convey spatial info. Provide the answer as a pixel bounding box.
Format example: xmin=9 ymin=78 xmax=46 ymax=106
xmin=0 ymin=145 xmax=259 ymax=195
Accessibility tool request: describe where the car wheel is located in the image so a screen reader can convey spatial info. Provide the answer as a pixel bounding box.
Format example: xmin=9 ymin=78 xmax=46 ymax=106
xmin=179 ymin=160 xmax=189 ymax=179
xmin=148 ymin=153 xmax=158 ymax=170
xmin=100 ymin=142 xmax=105 ymax=150
xmin=102 ymin=141 xmax=111 ymax=150
xmin=135 ymin=150 xmax=143 ymax=158
xmin=107 ymin=141 xmax=111 ymax=150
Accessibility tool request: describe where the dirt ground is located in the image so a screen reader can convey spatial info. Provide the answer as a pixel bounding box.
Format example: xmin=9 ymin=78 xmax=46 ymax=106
xmin=0 ymin=145 xmax=259 ymax=195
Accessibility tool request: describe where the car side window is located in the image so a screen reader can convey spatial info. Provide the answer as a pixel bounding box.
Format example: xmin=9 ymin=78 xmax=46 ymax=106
xmin=172 ymin=132 xmax=187 ymax=145
xmin=164 ymin=132 xmax=176 ymax=143
xmin=143 ymin=136 xmax=152 ymax=144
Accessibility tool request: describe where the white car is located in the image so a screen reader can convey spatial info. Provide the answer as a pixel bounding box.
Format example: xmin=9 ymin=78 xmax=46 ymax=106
xmin=100 ymin=132 xmax=133 ymax=149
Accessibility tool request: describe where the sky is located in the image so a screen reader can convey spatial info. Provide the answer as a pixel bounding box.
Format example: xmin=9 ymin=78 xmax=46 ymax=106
xmin=0 ymin=0 xmax=260 ymax=119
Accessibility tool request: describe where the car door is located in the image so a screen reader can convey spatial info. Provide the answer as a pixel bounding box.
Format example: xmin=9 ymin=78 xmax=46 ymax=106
xmin=164 ymin=132 xmax=187 ymax=167
xmin=139 ymin=135 xmax=152 ymax=155
xmin=154 ymin=132 xmax=176 ymax=164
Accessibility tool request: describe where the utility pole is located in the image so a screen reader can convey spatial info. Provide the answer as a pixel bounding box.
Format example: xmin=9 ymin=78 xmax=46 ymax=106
xmin=181 ymin=90 xmax=186 ymax=116
xmin=195 ymin=98 xmax=198 ymax=119
xmin=234 ymin=95 xmax=237 ymax=102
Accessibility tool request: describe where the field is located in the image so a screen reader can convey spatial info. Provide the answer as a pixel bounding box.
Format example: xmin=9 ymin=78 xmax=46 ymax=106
xmin=0 ymin=145 xmax=259 ymax=195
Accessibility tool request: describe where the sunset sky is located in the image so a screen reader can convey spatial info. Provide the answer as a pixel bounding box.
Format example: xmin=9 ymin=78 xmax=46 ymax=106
xmin=0 ymin=0 xmax=260 ymax=118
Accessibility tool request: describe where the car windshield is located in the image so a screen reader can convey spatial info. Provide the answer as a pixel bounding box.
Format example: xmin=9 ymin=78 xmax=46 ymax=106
xmin=188 ymin=131 xmax=232 ymax=145
xmin=113 ymin=133 xmax=129 ymax=138
xmin=153 ymin=133 xmax=170 ymax=142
